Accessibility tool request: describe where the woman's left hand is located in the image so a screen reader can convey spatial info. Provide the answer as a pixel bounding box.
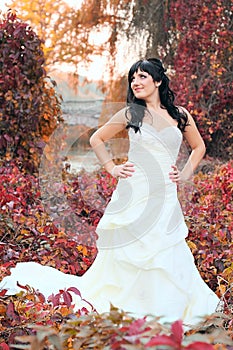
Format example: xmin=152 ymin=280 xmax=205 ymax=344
xmin=169 ymin=165 xmax=180 ymax=183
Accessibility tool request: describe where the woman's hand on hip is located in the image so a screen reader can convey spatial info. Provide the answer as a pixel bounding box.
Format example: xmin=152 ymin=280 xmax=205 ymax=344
xmin=169 ymin=165 xmax=180 ymax=183
xmin=110 ymin=162 xmax=135 ymax=178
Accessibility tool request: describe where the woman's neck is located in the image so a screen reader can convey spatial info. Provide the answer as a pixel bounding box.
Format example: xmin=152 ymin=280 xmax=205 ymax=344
xmin=146 ymin=102 xmax=162 ymax=113
xmin=145 ymin=92 xmax=162 ymax=112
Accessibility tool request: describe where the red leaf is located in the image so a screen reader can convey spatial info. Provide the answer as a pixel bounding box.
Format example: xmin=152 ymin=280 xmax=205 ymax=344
xmin=0 ymin=342 xmax=10 ymax=350
xmin=128 ymin=317 xmax=147 ymax=335
xmin=3 ymin=134 xmax=13 ymax=142
xmin=62 ymin=290 xmax=72 ymax=307
xmin=80 ymin=307 xmax=89 ymax=315
xmin=48 ymin=293 xmax=61 ymax=307
xmin=16 ymin=281 xmax=30 ymax=291
xmin=171 ymin=319 xmax=183 ymax=344
xmin=0 ymin=289 xmax=7 ymax=297
xmin=67 ymin=286 xmax=82 ymax=298
xmin=145 ymin=335 xmax=177 ymax=347
xmin=36 ymin=291 xmax=46 ymax=303
xmin=6 ymin=301 xmax=20 ymax=322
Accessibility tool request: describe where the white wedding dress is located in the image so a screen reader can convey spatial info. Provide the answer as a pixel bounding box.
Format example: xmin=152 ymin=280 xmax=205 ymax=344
xmin=0 ymin=123 xmax=219 ymax=326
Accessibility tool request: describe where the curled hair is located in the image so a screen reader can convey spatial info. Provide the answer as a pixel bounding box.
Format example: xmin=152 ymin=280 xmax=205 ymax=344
xmin=126 ymin=58 xmax=188 ymax=133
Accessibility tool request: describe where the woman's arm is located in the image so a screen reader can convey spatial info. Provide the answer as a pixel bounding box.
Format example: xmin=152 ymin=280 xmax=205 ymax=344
xmin=169 ymin=108 xmax=206 ymax=183
xmin=90 ymin=108 xmax=135 ymax=177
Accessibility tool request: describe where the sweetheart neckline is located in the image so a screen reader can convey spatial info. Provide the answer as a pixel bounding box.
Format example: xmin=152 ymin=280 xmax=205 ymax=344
xmin=141 ymin=123 xmax=183 ymax=137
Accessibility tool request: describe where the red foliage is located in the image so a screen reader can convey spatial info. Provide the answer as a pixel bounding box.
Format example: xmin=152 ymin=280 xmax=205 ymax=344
xmin=145 ymin=320 xmax=214 ymax=349
xmin=1 ymin=283 xmax=229 ymax=348
xmin=0 ymin=163 xmax=118 ymax=280
xmin=0 ymin=12 xmax=62 ymax=173
xmin=167 ymin=0 xmax=233 ymax=159
xmin=0 ymin=284 xmax=95 ymax=345
xmin=180 ymin=161 xmax=233 ymax=308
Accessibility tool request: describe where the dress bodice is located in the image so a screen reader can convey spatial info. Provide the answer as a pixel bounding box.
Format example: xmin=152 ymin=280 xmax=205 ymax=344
xmin=127 ymin=123 xmax=183 ymax=184
xmin=128 ymin=123 xmax=182 ymax=162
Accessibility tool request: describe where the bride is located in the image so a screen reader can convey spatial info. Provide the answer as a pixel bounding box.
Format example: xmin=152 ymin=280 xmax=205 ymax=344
xmin=0 ymin=58 xmax=219 ymax=326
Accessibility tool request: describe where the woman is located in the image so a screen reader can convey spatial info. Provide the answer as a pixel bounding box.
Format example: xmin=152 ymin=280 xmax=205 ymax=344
xmin=84 ymin=58 xmax=219 ymax=324
xmin=0 ymin=58 xmax=219 ymax=326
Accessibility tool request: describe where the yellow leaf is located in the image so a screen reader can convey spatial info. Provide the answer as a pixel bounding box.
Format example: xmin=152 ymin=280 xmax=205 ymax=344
xmin=187 ymin=240 xmax=197 ymax=251
xmin=219 ymin=284 xmax=226 ymax=295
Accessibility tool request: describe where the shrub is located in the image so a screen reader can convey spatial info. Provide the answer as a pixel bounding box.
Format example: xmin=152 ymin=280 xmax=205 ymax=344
xmin=180 ymin=161 xmax=233 ymax=308
xmin=0 ymin=164 xmax=99 ymax=279
xmin=169 ymin=0 xmax=233 ymax=160
xmin=0 ymin=11 xmax=62 ymax=173
xmin=0 ymin=289 xmax=232 ymax=349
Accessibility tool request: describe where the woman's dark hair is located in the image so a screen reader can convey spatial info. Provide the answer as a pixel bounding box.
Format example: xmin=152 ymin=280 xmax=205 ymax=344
xmin=126 ymin=58 xmax=188 ymax=133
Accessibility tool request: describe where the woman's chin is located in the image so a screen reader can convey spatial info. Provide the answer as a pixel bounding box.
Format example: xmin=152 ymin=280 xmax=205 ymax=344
xmin=134 ymin=92 xmax=145 ymax=99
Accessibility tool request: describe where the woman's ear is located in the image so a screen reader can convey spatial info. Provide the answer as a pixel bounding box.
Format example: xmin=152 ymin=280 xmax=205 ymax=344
xmin=155 ymin=80 xmax=162 ymax=88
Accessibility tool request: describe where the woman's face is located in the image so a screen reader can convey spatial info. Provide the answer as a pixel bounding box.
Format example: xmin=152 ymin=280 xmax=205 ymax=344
xmin=131 ymin=68 xmax=158 ymax=102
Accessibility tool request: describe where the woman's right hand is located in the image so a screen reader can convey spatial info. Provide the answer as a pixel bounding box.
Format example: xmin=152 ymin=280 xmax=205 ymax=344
xmin=110 ymin=162 xmax=135 ymax=178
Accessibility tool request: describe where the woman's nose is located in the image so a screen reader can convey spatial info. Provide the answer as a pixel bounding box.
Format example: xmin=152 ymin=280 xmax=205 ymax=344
xmin=132 ymin=77 xmax=139 ymax=85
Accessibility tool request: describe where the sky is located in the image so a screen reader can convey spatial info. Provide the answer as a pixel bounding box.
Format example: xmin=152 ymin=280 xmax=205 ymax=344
xmin=0 ymin=1 xmax=7 ymax=11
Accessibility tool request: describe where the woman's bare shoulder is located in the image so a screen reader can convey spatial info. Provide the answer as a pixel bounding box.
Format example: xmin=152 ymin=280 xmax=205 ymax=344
xmin=106 ymin=106 xmax=129 ymax=125
xmin=177 ymin=105 xmax=195 ymax=124
xmin=177 ymin=105 xmax=190 ymax=115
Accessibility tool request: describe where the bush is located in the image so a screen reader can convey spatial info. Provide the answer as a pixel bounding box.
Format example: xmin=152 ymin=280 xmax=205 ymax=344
xmin=0 ymin=295 xmax=232 ymax=349
xmin=180 ymin=161 xmax=233 ymax=307
xmin=169 ymin=0 xmax=233 ymax=160
xmin=0 ymin=164 xmax=100 ymax=279
xmin=0 ymin=11 xmax=62 ymax=173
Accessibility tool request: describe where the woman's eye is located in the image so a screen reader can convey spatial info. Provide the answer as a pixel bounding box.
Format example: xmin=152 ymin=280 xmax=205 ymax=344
xmin=131 ymin=74 xmax=147 ymax=83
